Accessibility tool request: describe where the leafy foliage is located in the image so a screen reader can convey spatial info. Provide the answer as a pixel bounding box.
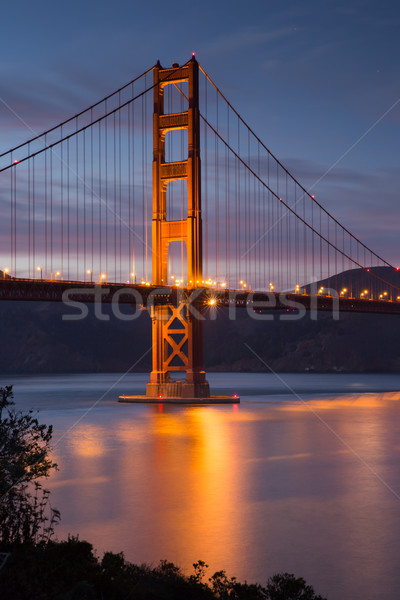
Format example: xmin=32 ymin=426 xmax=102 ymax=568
xmin=0 ymin=385 xmax=59 ymax=545
xmin=266 ymin=573 xmax=327 ymax=600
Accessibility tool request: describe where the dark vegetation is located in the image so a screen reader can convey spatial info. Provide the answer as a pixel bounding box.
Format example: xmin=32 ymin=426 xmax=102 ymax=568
xmin=0 ymin=385 xmax=328 ymax=599
xmin=0 ymin=385 xmax=59 ymax=545
xmin=1 ymin=544 xmax=327 ymax=599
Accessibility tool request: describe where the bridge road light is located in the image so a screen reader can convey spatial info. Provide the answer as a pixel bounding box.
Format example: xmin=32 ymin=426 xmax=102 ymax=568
xmin=87 ymin=269 xmax=93 ymax=282
xmin=54 ymin=271 xmax=60 ymax=281
xmin=3 ymin=268 xmax=9 ymax=279
xmin=36 ymin=266 xmax=42 ymax=280
xmin=269 ymin=282 xmax=274 ymax=292
xmin=130 ymin=272 xmax=136 ymax=284
xmin=100 ymin=273 xmax=106 ymax=283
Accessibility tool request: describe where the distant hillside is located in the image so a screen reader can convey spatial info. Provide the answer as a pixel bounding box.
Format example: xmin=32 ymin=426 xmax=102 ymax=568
xmin=204 ymin=309 xmax=400 ymax=373
xmin=0 ymin=267 xmax=399 ymax=374
xmin=302 ymin=265 xmax=400 ymax=299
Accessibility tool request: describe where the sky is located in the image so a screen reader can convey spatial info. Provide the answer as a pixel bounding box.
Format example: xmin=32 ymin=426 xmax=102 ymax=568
xmin=0 ymin=0 xmax=399 ymax=265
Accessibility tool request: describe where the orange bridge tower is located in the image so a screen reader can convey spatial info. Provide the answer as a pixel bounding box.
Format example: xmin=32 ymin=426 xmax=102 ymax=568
xmin=119 ymin=57 xmax=238 ymax=404
xmin=145 ymin=57 xmax=210 ymax=400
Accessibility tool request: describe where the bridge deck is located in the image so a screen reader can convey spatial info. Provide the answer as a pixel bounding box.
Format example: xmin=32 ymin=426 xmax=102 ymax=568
xmin=0 ymin=279 xmax=399 ymax=315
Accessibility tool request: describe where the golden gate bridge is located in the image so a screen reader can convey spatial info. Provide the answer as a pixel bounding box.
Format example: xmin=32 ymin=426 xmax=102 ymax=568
xmin=0 ymin=55 xmax=399 ymax=401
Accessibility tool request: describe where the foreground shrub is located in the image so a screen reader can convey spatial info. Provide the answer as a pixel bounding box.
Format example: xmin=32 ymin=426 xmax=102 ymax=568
xmin=0 ymin=385 xmax=59 ymax=545
xmin=0 ymin=538 xmax=327 ymax=600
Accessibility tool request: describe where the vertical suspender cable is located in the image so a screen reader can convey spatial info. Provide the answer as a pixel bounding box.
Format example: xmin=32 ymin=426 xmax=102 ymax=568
xmin=215 ymin=86 xmax=219 ymax=285
xmin=118 ymin=97 xmax=122 ymax=282
xmin=145 ymin=74 xmax=148 ymax=283
xmin=67 ymin=138 xmax=70 ymax=279
xmin=13 ymin=165 xmax=16 ymax=275
xmin=44 ymin=141 xmax=47 ymax=277
xmin=286 ymin=174 xmax=289 ymax=290
xmin=247 ymin=129 xmax=250 ymax=287
xmin=76 ymin=122 xmax=79 ymax=279
xmin=10 ymin=165 xmax=13 ymax=276
xmin=90 ymin=110 xmax=94 ymax=277
xmin=114 ymin=111 xmax=117 ymax=281
xmin=131 ymin=85 xmax=135 ymax=280
xmin=128 ymin=93 xmax=132 ymax=281
xmin=50 ymin=148 xmax=53 ymax=278
xmin=32 ymin=157 xmax=35 ymax=276
xmin=237 ymin=121 xmax=239 ymax=286
xmin=98 ymin=121 xmax=102 ymax=277
xmin=225 ymin=104 xmax=229 ymax=287
xmin=141 ymin=94 xmax=144 ymax=279
xmin=28 ymin=150 xmax=31 ymax=277
xmin=105 ymin=102 xmax=108 ymax=280
xmin=83 ymin=128 xmax=87 ymax=279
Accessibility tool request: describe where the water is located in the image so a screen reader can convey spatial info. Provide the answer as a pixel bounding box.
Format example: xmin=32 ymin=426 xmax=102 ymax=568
xmin=5 ymin=372 xmax=400 ymax=600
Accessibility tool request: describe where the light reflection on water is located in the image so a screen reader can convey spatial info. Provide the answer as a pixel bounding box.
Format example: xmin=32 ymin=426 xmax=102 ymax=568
xmin=5 ymin=372 xmax=400 ymax=600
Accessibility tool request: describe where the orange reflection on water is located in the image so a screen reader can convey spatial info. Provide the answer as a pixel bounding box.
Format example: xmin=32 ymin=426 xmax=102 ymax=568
xmin=278 ymin=391 xmax=400 ymax=412
xmin=69 ymin=423 xmax=106 ymax=457
xmin=51 ymin=423 xmax=113 ymax=526
xmin=119 ymin=405 xmax=247 ymax=571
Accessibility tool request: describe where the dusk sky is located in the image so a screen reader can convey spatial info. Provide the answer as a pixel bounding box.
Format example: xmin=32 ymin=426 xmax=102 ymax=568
xmin=1 ymin=0 xmax=399 ymax=264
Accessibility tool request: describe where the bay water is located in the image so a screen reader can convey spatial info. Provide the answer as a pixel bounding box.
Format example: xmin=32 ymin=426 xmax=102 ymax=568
xmin=6 ymin=372 xmax=400 ymax=600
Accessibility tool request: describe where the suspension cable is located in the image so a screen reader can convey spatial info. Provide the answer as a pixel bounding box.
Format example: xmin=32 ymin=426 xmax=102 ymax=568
xmin=198 ymin=64 xmax=396 ymax=271
xmin=200 ymin=110 xmax=400 ymax=293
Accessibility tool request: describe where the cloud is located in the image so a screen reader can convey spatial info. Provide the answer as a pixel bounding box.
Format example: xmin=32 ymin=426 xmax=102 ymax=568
xmin=260 ymin=58 xmax=280 ymax=72
xmin=279 ymin=155 xmax=400 ymax=259
xmin=201 ymin=26 xmax=295 ymax=58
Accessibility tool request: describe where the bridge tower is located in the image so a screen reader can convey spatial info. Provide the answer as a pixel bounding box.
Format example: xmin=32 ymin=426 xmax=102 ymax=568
xmin=145 ymin=57 xmax=210 ymax=400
